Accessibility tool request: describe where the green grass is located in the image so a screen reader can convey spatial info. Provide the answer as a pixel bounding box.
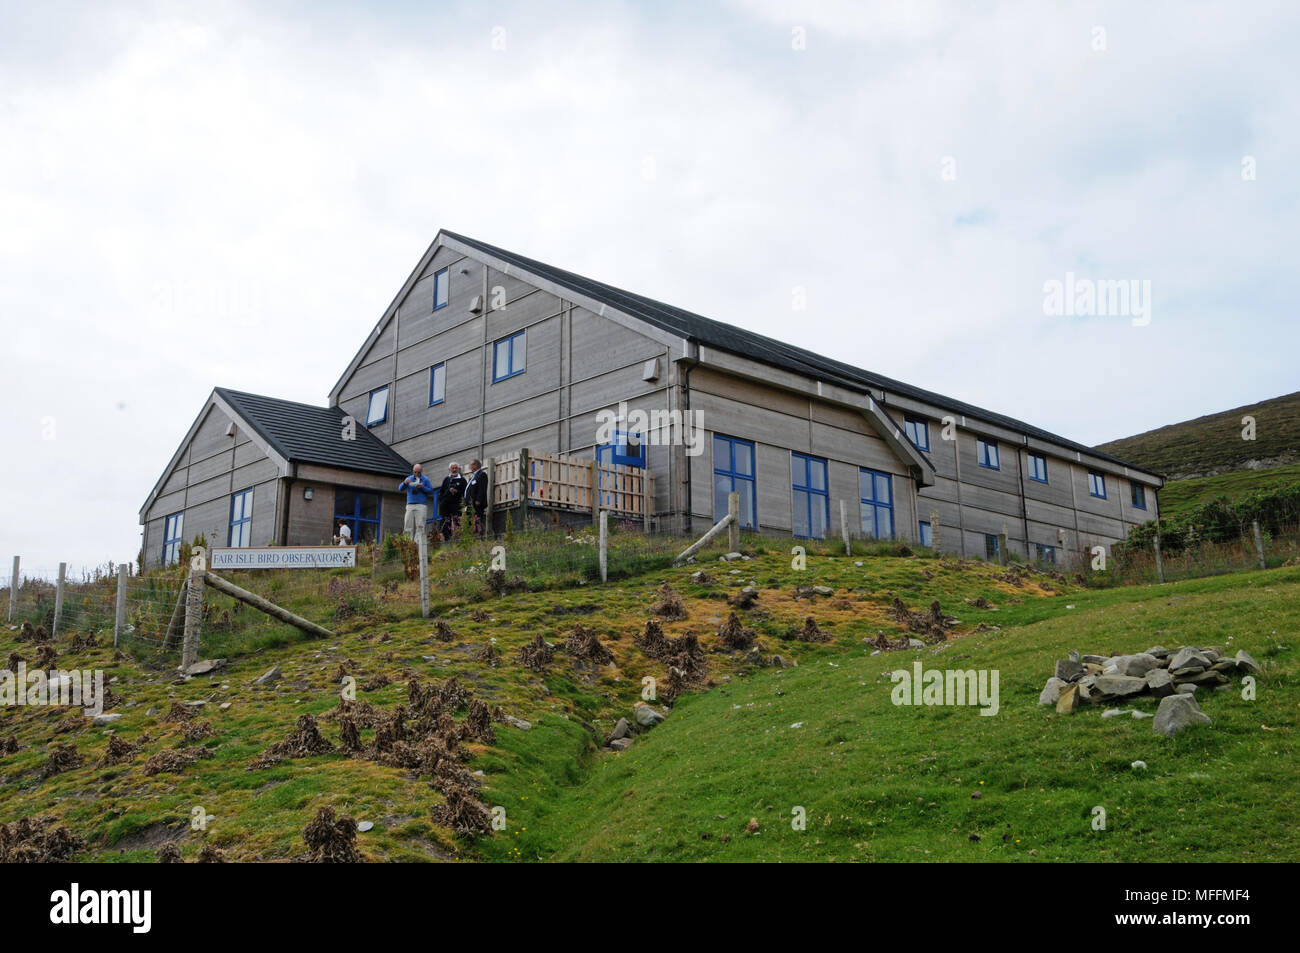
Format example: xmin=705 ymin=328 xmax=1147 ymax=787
xmin=1159 ymin=465 xmax=1300 ymax=521
xmin=1095 ymin=389 xmax=1300 ymax=479
xmin=475 ymin=569 xmax=1299 ymax=862
xmin=3 ymin=537 xmax=1295 ymax=862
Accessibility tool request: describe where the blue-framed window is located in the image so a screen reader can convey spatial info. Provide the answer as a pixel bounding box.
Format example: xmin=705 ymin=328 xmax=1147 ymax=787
xmin=859 ymin=467 xmax=894 ymax=540
xmin=596 ymin=436 xmax=647 ymax=508
xmin=429 ymin=363 xmax=446 ymax=406
xmin=492 ymin=330 xmax=526 ymax=382
xmin=1130 ymin=482 xmax=1147 ymax=509
xmin=976 ymin=437 xmax=1000 ymax=470
xmin=985 ymin=533 xmax=1000 ymax=560
xmin=228 ymin=489 xmax=253 ymax=548
xmin=1088 ymin=470 xmax=1107 ymax=498
xmin=904 ymin=416 xmax=930 ymax=452
xmin=334 ymin=489 xmax=382 ymax=544
xmin=597 ymin=431 xmax=646 ymax=469
xmin=1028 ymin=453 xmax=1048 ymax=483
xmin=791 ymin=452 xmax=829 ymax=539
xmin=918 ymin=520 xmax=933 ymax=548
xmin=712 ymin=435 xmax=756 ymax=530
xmin=366 ymin=385 xmax=389 ymax=426
xmin=432 ymin=267 xmax=449 ymax=311
xmin=1035 ymin=543 xmax=1057 ymax=565
xmin=162 ymin=512 xmax=184 ymax=566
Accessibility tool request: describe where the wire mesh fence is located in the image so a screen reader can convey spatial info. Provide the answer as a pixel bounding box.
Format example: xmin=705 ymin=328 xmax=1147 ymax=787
xmin=1102 ymin=520 xmax=1300 ymax=586
xmin=2 ymin=524 xmax=688 ymax=666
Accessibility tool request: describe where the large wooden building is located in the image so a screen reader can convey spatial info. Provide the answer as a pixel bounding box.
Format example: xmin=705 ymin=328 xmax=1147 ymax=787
xmin=142 ymin=230 xmax=1162 ymax=568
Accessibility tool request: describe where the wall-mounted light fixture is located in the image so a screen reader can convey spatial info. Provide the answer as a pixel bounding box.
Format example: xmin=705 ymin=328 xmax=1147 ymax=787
xmin=303 ymin=487 xmax=314 ymax=501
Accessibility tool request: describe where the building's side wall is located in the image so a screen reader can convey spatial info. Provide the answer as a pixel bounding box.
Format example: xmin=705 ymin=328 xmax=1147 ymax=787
xmin=141 ymin=405 xmax=282 ymax=569
xmin=886 ymin=394 xmax=1161 ymax=564
xmin=683 ymin=367 xmax=917 ymax=540
xmin=331 ymin=246 xmax=679 ymax=520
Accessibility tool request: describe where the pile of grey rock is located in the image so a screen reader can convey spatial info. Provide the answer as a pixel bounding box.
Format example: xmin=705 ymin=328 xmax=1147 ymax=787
xmin=1040 ymin=645 xmax=1260 ymax=737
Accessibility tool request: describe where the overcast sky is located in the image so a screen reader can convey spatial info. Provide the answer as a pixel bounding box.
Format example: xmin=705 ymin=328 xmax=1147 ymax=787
xmin=2 ymin=0 xmax=1297 ymax=578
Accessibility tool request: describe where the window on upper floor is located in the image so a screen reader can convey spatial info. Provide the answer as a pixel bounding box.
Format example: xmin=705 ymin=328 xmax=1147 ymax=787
xmin=366 ymin=385 xmax=389 ymax=426
xmin=1089 ymin=470 xmax=1107 ymax=499
xmin=493 ymin=330 xmax=526 ymax=382
xmin=1028 ymin=453 xmax=1048 ymax=483
xmin=977 ymin=437 xmax=1000 ymax=470
xmin=433 ymin=267 xmax=449 ymax=311
xmin=429 ymin=363 xmax=446 ymax=406
xmin=904 ymin=416 xmax=930 ymax=452
xmin=1131 ymin=482 xmax=1147 ymax=509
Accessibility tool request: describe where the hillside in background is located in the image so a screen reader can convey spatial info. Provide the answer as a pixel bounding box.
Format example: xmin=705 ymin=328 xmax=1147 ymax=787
xmin=1096 ymin=391 xmax=1300 ymax=481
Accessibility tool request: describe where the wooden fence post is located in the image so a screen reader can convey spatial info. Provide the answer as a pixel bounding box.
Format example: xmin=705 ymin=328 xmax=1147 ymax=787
xmin=417 ymin=530 xmax=429 ymax=619
xmin=997 ymin=532 xmax=1008 ymax=566
xmin=52 ymin=561 xmax=66 ymax=637
xmin=589 ymin=458 xmax=600 ymax=528
xmin=840 ymin=499 xmax=851 ymax=556
xmin=642 ymin=463 xmax=652 ymax=534
xmin=599 ymin=511 xmax=609 ymax=583
xmin=727 ymin=491 xmax=740 ymax=553
xmin=1153 ymin=536 xmax=1165 ymax=584
xmin=930 ymin=509 xmax=941 ymax=552
xmin=1252 ymin=520 xmax=1266 ymax=570
xmin=113 ymin=565 xmax=128 ymax=647
xmin=518 ymin=448 xmax=530 ymax=532
xmin=181 ymin=560 xmax=204 ymax=671
xmin=484 ymin=456 xmax=495 ymax=535
xmin=7 ymin=555 xmax=17 ymax=622
xmin=164 ymin=580 xmax=188 ymax=648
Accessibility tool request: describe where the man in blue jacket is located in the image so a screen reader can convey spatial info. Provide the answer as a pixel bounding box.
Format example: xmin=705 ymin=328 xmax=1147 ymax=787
xmin=399 ymin=464 xmax=434 ymax=539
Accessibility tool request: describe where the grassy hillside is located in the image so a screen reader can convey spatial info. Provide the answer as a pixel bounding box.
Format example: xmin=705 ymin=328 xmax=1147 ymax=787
xmin=1095 ymin=390 xmax=1300 ymax=480
xmin=508 ymin=569 xmax=1297 ymax=862
xmin=1157 ymin=463 xmax=1300 ymax=522
xmin=2 ymin=538 xmax=1295 ymax=863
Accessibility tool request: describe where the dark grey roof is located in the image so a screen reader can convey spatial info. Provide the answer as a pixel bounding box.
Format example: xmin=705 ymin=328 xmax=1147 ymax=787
xmin=215 ymin=387 xmax=411 ymax=478
xmin=443 ymin=230 xmax=1163 ymax=480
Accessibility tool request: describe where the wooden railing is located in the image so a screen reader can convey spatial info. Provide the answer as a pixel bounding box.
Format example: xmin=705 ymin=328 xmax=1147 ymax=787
xmin=491 ymin=449 xmax=654 ymax=519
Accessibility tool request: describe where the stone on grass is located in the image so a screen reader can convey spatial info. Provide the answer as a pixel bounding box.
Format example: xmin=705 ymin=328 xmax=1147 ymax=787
xmin=1038 ymin=677 xmax=1068 ymax=706
xmin=1168 ymin=647 xmax=1209 ymax=673
xmin=1055 ymin=685 xmax=1079 ymax=714
xmin=1118 ymin=653 xmax=1159 ymax=677
xmin=254 ymin=666 xmax=282 ymax=685
xmin=1055 ymin=659 xmax=1085 ymax=682
xmin=1152 ymin=694 xmax=1212 ymax=738
xmin=634 ymin=703 xmax=665 ymax=728
xmin=1093 ymin=675 xmax=1147 ymax=697
xmin=1175 ymin=684 xmax=1198 ymax=695
xmin=1234 ymin=650 xmax=1261 ymax=675
xmin=1145 ymin=668 xmax=1175 ymax=697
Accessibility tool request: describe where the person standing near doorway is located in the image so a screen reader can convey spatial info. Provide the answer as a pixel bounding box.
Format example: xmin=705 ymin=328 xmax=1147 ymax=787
xmin=399 ymin=464 xmax=434 ymax=538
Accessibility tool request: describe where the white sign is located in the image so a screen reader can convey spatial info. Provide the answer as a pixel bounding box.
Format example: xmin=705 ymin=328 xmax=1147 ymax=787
xmin=209 ymin=546 xmax=357 ymax=570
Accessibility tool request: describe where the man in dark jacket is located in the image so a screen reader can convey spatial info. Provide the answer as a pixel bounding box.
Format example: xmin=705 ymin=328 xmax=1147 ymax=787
xmin=465 ymin=459 xmax=489 ymax=536
xmin=437 ymin=462 xmax=468 ymax=540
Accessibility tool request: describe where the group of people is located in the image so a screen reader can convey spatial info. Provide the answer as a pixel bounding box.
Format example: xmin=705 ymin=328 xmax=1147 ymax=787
xmin=399 ymin=460 xmax=489 ymax=541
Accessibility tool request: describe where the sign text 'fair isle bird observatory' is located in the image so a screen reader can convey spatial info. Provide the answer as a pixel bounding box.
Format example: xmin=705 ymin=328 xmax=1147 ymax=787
xmin=209 ymin=546 xmax=357 ymax=570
